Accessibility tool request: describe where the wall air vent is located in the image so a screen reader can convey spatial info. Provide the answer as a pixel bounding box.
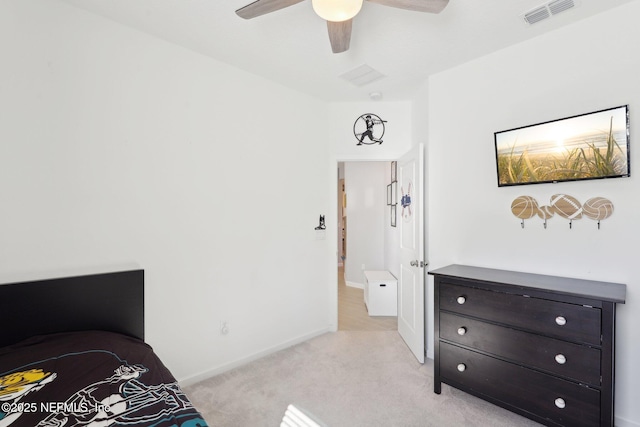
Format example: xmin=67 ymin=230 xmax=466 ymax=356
xmin=548 ymin=0 xmax=576 ymax=15
xmin=524 ymin=6 xmax=550 ymax=24
xmin=522 ymin=0 xmax=577 ymax=25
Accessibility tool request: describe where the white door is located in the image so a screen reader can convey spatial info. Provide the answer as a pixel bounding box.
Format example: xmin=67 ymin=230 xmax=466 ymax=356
xmin=397 ymin=144 xmax=425 ymax=363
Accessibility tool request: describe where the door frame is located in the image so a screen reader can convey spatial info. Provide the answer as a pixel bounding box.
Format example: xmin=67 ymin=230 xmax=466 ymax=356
xmin=330 ymin=155 xmax=426 ymax=359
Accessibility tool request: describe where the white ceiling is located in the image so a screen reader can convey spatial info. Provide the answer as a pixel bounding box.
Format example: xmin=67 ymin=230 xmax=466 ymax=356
xmin=58 ymin=0 xmax=634 ymax=102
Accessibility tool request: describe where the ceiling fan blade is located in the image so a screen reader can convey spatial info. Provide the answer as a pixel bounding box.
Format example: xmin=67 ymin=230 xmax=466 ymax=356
xmin=327 ymin=20 xmax=352 ymax=54
xmin=365 ymin=0 xmax=449 ymax=13
xmin=236 ymin=0 xmax=305 ymax=19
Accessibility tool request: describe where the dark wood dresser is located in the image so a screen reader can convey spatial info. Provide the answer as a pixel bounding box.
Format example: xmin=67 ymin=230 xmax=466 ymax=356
xmin=429 ymin=264 xmax=626 ymax=427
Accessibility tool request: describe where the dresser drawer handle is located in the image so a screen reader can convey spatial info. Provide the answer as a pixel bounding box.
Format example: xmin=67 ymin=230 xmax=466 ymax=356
xmin=555 ymin=316 xmax=567 ymax=326
xmin=457 ymin=327 xmax=467 ymax=336
xmin=555 ymin=354 xmax=567 ymax=364
xmin=457 ymin=363 xmax=466 ymax=372
xmin=457 ymin=296 xmax=466 ymax=305
xmin=554 ymin=398 xmax=566 ymax=409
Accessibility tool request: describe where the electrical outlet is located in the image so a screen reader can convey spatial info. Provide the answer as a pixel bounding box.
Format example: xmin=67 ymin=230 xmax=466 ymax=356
xmin=220 ymin=320 xmax=229 ymax=335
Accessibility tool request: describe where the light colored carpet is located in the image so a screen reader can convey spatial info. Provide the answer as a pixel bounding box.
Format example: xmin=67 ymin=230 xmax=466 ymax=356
xmin=184 ymin=331 xmax=542 ymax=427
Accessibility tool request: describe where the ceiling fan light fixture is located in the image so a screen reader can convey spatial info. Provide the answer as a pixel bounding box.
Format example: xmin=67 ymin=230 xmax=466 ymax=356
xmin=312 ymin=0 xmax=363 ymax=22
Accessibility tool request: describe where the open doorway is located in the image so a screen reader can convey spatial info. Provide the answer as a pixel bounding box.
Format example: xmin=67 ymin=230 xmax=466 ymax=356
xmin=337 ymin=161 xmax=397 ymax=331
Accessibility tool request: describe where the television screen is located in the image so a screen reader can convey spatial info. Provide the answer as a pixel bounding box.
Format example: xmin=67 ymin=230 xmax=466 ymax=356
xmin=494 ymin=105 xmax=630 ymax=187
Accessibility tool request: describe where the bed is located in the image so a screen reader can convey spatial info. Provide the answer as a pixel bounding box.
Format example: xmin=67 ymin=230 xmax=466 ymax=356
xmin=0 ymin=269 xmax=208 ymax=427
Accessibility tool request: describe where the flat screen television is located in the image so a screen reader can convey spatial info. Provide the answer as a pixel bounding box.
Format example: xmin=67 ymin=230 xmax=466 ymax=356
xmin=494 ymin=105 xmax=630 ymax=187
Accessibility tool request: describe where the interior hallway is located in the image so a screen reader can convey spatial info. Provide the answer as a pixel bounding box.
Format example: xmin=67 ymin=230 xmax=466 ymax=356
xmin=338 ymin=266 xmax=397 ymax=331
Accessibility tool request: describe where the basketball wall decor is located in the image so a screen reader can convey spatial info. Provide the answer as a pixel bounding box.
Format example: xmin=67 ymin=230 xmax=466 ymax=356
xmin=511 ymin=196 xmax=539 ymax=228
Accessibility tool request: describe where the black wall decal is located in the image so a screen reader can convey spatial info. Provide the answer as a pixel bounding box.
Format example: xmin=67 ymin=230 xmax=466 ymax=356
xmin=353 ymin=113 xmax=386 ymax=145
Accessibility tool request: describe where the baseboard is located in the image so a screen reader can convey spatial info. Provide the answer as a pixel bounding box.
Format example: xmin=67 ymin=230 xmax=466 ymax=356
xmin=426 ymin=348 xmax=434 ymax=360
xmin=345 ymin=280 xmax=364 ymax=289
xmin=178 ymin=327 xmax=331 ymax=387
xmin=616 ymin=415 xmax=640 ymax=427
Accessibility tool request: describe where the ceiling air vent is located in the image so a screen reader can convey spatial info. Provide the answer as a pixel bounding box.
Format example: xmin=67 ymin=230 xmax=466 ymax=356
xmin=339 ymin=64 xmax=386 ymax=87
xmin=522 ymin=0 xmax=577 ymax=25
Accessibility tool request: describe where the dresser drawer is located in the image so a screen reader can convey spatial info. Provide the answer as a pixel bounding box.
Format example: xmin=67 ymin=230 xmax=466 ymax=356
xmin=440 ymin=311 xmax=601 ymax=385
xmin=440 ymin=282 xmax=601 ymax=345
xmin=440 ymin=342 xmax=601 ymax=427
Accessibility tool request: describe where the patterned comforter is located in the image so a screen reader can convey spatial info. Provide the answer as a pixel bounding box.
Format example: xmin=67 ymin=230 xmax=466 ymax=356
xmin=0 ymin=331 xmax=208 ymax=427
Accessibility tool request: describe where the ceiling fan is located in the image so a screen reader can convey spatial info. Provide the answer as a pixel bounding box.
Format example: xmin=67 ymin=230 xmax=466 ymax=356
xmin=236 ymin=0 xmax=449 ymax=54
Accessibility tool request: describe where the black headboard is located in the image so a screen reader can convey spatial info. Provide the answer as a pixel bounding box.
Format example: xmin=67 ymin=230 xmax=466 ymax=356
xmin=0 ymin=269 xmax=144 ymax=348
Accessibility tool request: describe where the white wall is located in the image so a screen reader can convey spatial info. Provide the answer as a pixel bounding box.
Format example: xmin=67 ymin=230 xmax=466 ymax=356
xmin=419 ymin=2 xmax=640 ymax=425
xmin=0 ymin=0 xmax=332 ymax=384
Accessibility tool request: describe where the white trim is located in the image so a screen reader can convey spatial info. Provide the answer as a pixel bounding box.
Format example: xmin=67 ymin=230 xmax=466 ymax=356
xmin=178 ymin=327 xmax=331 ymax=387
xmin=345 ymin=280 xmax=364 ymax=289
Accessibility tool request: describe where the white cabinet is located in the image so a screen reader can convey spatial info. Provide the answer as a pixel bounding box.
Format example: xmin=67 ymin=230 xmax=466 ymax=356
xmin=364 ymin=270 xmax=397 ymax=316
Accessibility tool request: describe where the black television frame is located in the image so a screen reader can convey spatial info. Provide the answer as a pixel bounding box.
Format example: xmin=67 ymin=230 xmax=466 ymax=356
xmin=494 ymin=105 xmax=630 ymax=187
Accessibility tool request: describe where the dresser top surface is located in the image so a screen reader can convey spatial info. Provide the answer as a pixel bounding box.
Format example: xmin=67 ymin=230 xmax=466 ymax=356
xmin=429 ymin=264 xmax=626 ymax=303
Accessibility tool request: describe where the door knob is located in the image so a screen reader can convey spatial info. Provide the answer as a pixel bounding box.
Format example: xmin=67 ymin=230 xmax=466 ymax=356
xmin=410 ymin=260 xmax=419 ymax=267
